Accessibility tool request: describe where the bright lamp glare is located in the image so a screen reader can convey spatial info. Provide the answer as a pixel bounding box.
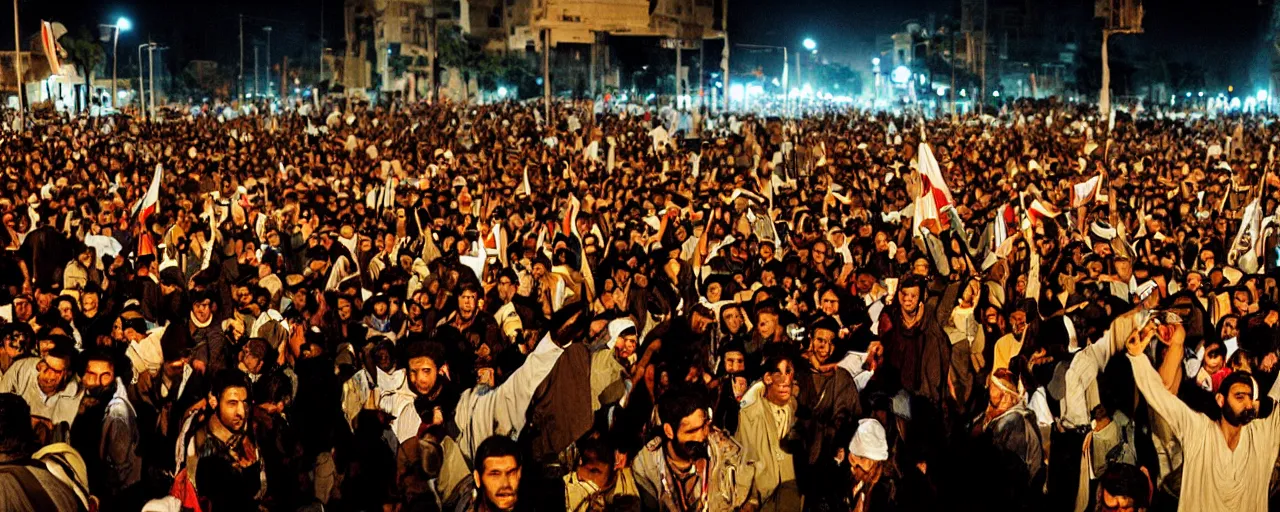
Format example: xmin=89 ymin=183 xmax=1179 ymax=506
xmin=497 ymin=86 xmax=508 ymax=98
xmin=1258 ymin=90 xmax=1269 ymax=102
xmin=116 ymin=17 xmax=132 ymax=31
xmin=803 ymin=38 xmax=817 ymax=51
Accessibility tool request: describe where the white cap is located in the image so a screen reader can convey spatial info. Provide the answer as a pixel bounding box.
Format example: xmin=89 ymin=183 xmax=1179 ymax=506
xmin=848 ymin=418 xmax=889 ymax=461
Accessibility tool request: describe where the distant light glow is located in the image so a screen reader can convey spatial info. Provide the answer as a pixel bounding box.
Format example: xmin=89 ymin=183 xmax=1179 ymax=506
xmin=116 ymin=17 xmax=132 ymax=31
xmin=1185 ymin=92 xmax=1192 ymax=98
xmin=729 ymin=83 xmax=745 ymax=102
xmin=1258 ymin=90 xmax=1269 ymax=102
xmin=993 ymin=90 xmax=1000 ymax=97
xmin=1198 ymin=91 xmax=1204 ymax=97
xmin=959 ymin=89 xmax=966 ymax=97
xmin=890 ymin=66 xmax=911 ymax=85
xmin=497 ymin=86 xmax=508 ymax=98
xmin=802 ymin=38 xmax=817 ymax=51
xmin=871 ymin=57 xmax=880 ymax=66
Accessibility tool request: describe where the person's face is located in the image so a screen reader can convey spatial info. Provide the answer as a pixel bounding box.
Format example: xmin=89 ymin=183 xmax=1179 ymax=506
xmin=810 ymin=328 xmax=836 ymax=362
xmin=408 ymin=356 xmax=440 ymax=395
xmin=1222 ymin=317 xmax=1239 ymax=339
xmin=912 ymin=258 xmax=930 ymax=276
xmin=497 ymin=276 xmax=516 ymax=302
xmin=458 ymin=290 xmax=478 ymax=316
xmin=724 ymin=350 xmax=746 ymax=374
xmin=36 ymin=355 xmax=70 ymax=396
xmin=664 ymin=408 xmax=710 ymax=462
xmin=57 ymin=301 xmax=75 ymax=322
xmin=476 ymin=455 xmax=521 ymax=511
xmin=192 ymin=299 xmax=214 ymax=324
xmin=898 ymin=286 xmax=921 ymax=315
xmin=2 ymin=331 xmax=24 ymax=358
xmin=763 ymin=359 xmax=795 ymax=404
xmin=820 ymin=290 xmax=840 ymax=316
xmin=80 ymin=292 xmax=99 ymax=313
xmin=760 ymin=269 xmax=777 ymax=288
xmin=1233 ymin=291 xmax=1250 ymax=313
xmin=691 ymin=311 xmax=714 ymax=333
xmin=614 ymin=333 xmax=638 ymax=361
xmin=723 ymin=307 xmax=744 ymax=333
xmin=757 ymin=312 xmax=778 ymax=338
xmin=874 ymin=232 xmax=888 ymax=252
xmin=613 ymin=268 xmax=631 ymax=288
xmin=811 ymin=243 xmax=828 ymax=265
xmin=337 ymin=298 xmax=353 ymax=320
xmin=1218 ymin=382 xmax=1257 ymax=427
xmin=856 ymin=274 xmax=875 ymax=295
xmin=847 ymin=453 xmax=882 ymax=484
xmin=706 ymin=282 xmax=723 ymax=303
xmin=1010 ymin=310 xmax=1028 ymax=335
xmin=1202 ymin=345 xmax=1225 ymax=374
xmin=1096 ymin=488 xmax=1137 ymax=512
xmin=760 ymin=244 xmax=775 ymax=261
xmin=35 ymin=292 xmax=53 ymax=312
xmin=240 ymin=349 xmax=264 ymax=375
xmin=576 ymin=456 xmax=614 ymax=490
xmin=1087 ymin=261 xmax=1103 ymax=279
xmin=214 ymin=386 xmax=249 ymax=433
xmin=13 ymin=298 xmax=31 ymax=321
xmin=82 ymin=360 xmax=115 ymax=395
xmin=373 ymin=300 xmax=388 ymax=317
xmin=37 ymin=338 xmax=56 ymax=357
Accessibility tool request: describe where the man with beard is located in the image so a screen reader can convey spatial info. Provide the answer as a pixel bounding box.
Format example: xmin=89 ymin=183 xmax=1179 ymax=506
xmin=1126 ymin=323 xmax=1280 ymax=510
xmin=634 ymin=385 xmax=759 ymax=511
xmin=187 ymin=369 xmax=263 ymax=512
xmin=0 ymin=335 xmax=80 ymax=428
xmin=455 ymin=435 xmax=524 ymax=512
xmin=387 ymin=340 xmax=458 ymax=444
xmin=71 ymin=348 xmax=141 ymax=510
xmin=876 ymin=275 xmax=950 ymax=404
xmin=796 ymin=317 xmax=860 ymax=496
xmin=807 ymin=417 xmax=893 ymax=512
xmin=736 ymin=348 xmax=801 ymax=511
xmin=439 ymin=282 xmax=503 ymax=369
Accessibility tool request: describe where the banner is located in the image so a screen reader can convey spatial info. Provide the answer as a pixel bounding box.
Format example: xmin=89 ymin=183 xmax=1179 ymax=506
xmin=41 ymin=21 xmax=61 ymax=76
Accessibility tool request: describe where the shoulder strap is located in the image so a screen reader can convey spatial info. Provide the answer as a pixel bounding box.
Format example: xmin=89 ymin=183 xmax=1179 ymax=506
xmin=0 ymin=464 xmax=62 ymax=512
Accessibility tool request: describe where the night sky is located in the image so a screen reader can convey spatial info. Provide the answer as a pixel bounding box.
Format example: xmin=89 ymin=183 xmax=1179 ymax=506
xmin=8 ymin=0 xmax=1275 ymax=91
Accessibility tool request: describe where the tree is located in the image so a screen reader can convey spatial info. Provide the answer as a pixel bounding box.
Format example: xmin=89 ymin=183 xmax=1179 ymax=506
xmin=59 ymin=28 xmax=105 ymax=92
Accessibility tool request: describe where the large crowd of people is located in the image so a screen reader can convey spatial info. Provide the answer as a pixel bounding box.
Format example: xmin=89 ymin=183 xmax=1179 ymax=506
xmin=0 ymin=96 xmax=1276 ymax=512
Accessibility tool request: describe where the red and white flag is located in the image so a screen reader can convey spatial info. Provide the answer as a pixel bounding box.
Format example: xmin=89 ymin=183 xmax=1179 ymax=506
xmin=133 ymin=163 xmax=163 ymax=224
xmin=1027 ymin=197 xmax=1059 ymax=224
xmin=40 ymin=21 xmax=62 ymax=76
xmin=912 ymin=142 xmax=957 ymax=236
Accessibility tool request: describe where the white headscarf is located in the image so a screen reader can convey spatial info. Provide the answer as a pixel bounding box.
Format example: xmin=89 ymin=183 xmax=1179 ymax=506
xmin=848 ymin=418 xmax=889 ymax=461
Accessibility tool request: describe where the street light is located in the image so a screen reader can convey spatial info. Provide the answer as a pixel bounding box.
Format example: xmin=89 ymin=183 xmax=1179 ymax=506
xmin=102 ymin=17 xmax=131 ymax=111
xmin=803 ymin=38 xmax=816 ymax=51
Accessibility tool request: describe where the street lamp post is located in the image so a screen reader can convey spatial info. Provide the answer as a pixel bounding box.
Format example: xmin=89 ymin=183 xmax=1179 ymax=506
xmin=137 ymin=43 xmax=150 ymax=117
xmin=263 ymin=26 xmax=272 ymax=98
xmin=102 ymin=17 xmax=131 ymax=112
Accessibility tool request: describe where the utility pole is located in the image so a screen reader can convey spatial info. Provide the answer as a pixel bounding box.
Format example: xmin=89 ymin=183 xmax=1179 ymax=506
xmin=239 ymin=14 xmax=245 ymax=101
xmin=543 ymin=28 xmax=550 ymax=121
xmin=722 ymin=0 xmax=729 ymax=112
xmin=254 ymin=44 xmax=260 ymax=97
xmin=264 ymin=26 xmax=273 ymax=97
xmin=1098 ymin=0 xmax=1143 ymax=117
xmin=978 ymin=0 xmax=986 ymax=115
xmin=282 ymin=55 xmax=288 ymax=97
xmin=138 ymin=43 xmax=149 ymax=116
xmin=148 ymin=43 xmax=155 ymax=119
xmin=675 ymin=43 xmax=682 ymax=108
xmin=12 ymin=0 xmax=22 ymax=116
xmin=319 ymin=0 xmax=325 ymax=82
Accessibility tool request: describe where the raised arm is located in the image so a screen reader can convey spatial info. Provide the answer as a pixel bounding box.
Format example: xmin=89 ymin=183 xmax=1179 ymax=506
xmin=1125 ymin=327 xmax=1202 ymax=442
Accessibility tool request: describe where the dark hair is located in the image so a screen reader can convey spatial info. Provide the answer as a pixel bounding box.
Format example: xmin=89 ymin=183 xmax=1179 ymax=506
xmin=0 ymin=393 xmax=34 ymax=461
xmin=657 ymin=385 xmax=706 ymax=434
xmin=210 ymin=369 xmax=251 ymax=401
xmin=474 ymin=435 xmax=521 ymax=471
xmin=405 ymin=340 xmax=447 ymax=368
xmin=44 ymin=337 xmax=76 ymax=364
xmin=254 ymin=371 xmax=293 ymax=405
xmin=1218 ymin=371 xmax=1255 ymax=398
xmin=576 ymin=430 xmax=617 ymax=467
xmin=80 ymin=347 xmax=115 ymax=374
xmin=1097 ymin=462 xmax=1150 ymax=508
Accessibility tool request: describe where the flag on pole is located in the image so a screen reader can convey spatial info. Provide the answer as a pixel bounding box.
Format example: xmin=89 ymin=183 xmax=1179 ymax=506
xmin=133 ymin=163 xmax=164 ymax=225
xmin=1027 ymin=197 xmax=1059 ymax=224
xmin=40 ymin=21 xmax=62 ymax=76
xmin=1071 ymin=174 xmax=1103 ymax=208
xmin=911 ymin=142 xmax=957 ymax=236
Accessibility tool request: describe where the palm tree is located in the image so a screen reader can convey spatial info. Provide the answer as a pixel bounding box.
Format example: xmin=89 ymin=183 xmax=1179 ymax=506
xmin=59 ymin=28 xmax=105 ymax=95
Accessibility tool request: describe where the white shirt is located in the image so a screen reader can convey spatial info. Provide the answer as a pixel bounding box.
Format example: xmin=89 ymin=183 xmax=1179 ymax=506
xmin=0 ymin=358 xmax=82 ymax=427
